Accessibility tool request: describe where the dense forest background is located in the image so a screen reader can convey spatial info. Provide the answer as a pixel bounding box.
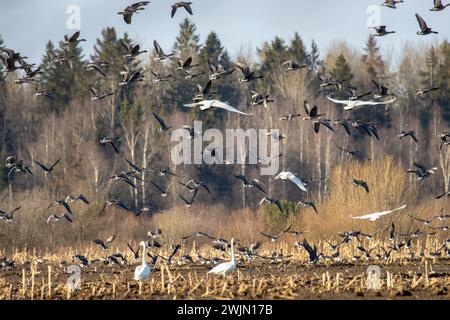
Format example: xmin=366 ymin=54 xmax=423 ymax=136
xmin=0 ymin=19 xmax=448 ymax=249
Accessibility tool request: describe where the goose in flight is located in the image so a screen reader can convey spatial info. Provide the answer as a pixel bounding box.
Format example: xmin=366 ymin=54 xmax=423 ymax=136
xmin=313 ymin=119 xmax=335 ymax=134
xmin=259 ymin=226 xmax=291 ymax=242
xmin=406 ymin=162 xmax=438 ymax=181
xmin=34 ymin=159 xmax=61 ymax=175
xmin=208 ymin=60 xmax=235 ymax=80
xmin=90 ymin=87 xmax=114 ymax=101
xmin=295 ymin=200 xmax=318 ymax=214
xmin=436 ymin=192 xmax=450 ymax=200
xmin=440 ymin=132 xmax=450 ymax=149
xmin=398 ymin=130 xmax=418 ymax=143
xmin=65 ymin=194 xmax=90 ymax=205
xmin=127 ymin=242 xmax=141 ymax=262
xmin=103 ymin=200 xmax=130 ymax=212
xmin=250 ymin=91 xmax=274 ymax=109
xmin=134 ymin=241 xmax=152 ymax=281
xmin=234 ymin=175 xmax=267 ymax=194
xmin=302 ymin=239 xmax=320 ymax=264
xmin=153 ymin=112 xmax=172 ymax=132
xmin=259 ymin=197 xmax=283 ymax=213
xmin=279 ymin=112 xmax=302 ymax=122
xmin=137 ymin=205 xmax=162 ymax=216
xmin=0 ymin=207 xmax=21 ymax=223
xmin=111 ymin=173 xmax=137 ymax=188
xmin=47 ymin=213 xmax=72 ymax=224
xmin=275 ymin=171 xmax=307 ymax=192
xmin=348 ymin=89 xmax=373 ymax=101
xmin=118 ymin=2 xmax=150 ymax=24
xmin=326 ymin=95 xmax=397 ymax=111
xmin=171 ymin=2 xmax=193 ymax=18
xmin=333 ymin=119 xmax=352 ymax=135
xmin=151 ymin=71 xmax=173 ymax=83
xmin=430 ymin=0 xmax=450 ymax=11
xmin=119 ymin=65 xmax=145 ymax=87
xmin=415 ymin=13 xmax=438 ymax=35
xmin=319 ymin=75 xmax=346 ymax=90
xmin=352 ymin=121 xmax=379 ymax=140
xmin=62 ymin=31 xmax=86 ymax=47
xmin=380 ymin=0 xmax=404 ymax=9
xmin=235 ymin=62 xmax=263 ymax=82
xmin=303 ymin=101 xmax=324 ymax=120
xmin=352 ymin=204 xmax=407 ymax=222
xmin=281 ymin=60 xmax=306 ymax=72
xmin=48 ymin=199 xmax=72 ymax=215
xmin=184 ymin=179 xmax=211 ymax=194
xmin=85 ymin=61 xmax=109 ymax=77
xmin=34 ymin=88 xmax=55 ymax=99
xmin=150 ymin=180 xmax=174 ymax=198
xmin=93 ymin=235 xmax=116 ymax=251
xmin=194 ymin=80 xmax=215 ymax=102
xmin=121 ymin=41 xmax=147 ymax=60
xmin=100 ymin=137 xmax=120 ymax=154
xmin=149 ymin=167 xmax=179 ymax=177
xmin=352 ymin=179 xmax=369 ymax=193
xmin=416 ymin=87 xmax=440 ymax=96
xmin=153 ymin=40 xmax=174 ymax=61
xmin=371 ymin=25 xmax=396 ymax=37
xmin=182 ymin=232 xmax=216 ymax=240
xmin=184 ymin=100 xmax=252 ymax=116
xmin=179 ymin=189 xmax=198 ymax=208
xmin=409 ymin=215 xmax=437 ymax=226
xmin=208 ymin=238 xmax=236 ymax=277
xmin=176 ymin=56 xmax=198 ymax=72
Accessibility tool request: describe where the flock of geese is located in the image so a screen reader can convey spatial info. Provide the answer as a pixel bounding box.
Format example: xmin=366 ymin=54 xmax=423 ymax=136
xmin=0 ymin=1 xmax=449 ymax=281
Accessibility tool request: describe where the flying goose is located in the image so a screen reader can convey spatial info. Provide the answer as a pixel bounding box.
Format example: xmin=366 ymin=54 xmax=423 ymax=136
xmin=100 ymin=137 xmax=120 ymax=154
xmin=398 ymin=130 xmax=418 ymax=143
xmin=259 ymin=226 xmax=291 ymax=242
xmin=208 ymin=238 xmax=237 ymax=278
xmin=119 ymin=65 xmax=145 ymax=86
xmin=34 ymin=159 xmax=61 ymax=175
xmin=259 ymin=197 xmax=283 ymax=213
xmin=153 ymin=40 xmax=174 ymax=61
xmin=380 ymin=0 xmax=404 ymax=9
xmin=235 ymin=62 xmax=263 ymax=82
xmin=171 ymin=2 xmax=193 ymax=17
xmin=120 ymin=41 xmax=147 ymax=59
xmin=103 ymin=200 xmax=130 ymax=212
xmin=416 ymin=87 xmax=440 ymax=96
xmin=406 ymin=162 xmax=438 ymax=181
xmin=351 ymin=204 xmax=407 ymax=222
xmin=409 ymin=215 xmax=437 ymax=226
xmin=274 ymin=171 xmax=307 ymax=192
xmin=352 ymin=179 xmax=369 ymax=193
xmin=250 ymin=91 xmax=274 ymax=109
xmin=127 ymin=242 xmax=141 ymax=262
xmin=176 ymin=56 xmax=198 ymax=71
xmin=47 ymin=213 xmax=72 ymax=224
xmin=151 ymin=70 xmax=173 ymax=83
xmin=136 ymin=205 xmax=162 ymax=216
xmin=183 ymin=69 xmax=205 ymax=80
xmin=0 ymin=207 xmax=21 ymax=223
xmin=333 ymin=119 xmax=352 ymax=135
xmin=111 ymin=174 xmax=137 ymax=188
xmin=48 ymin=199 xmax=72 ymax=215
xmin=295 ymin=200 xmax=318 ymax=214
xmin=319 ymin=75 xmax=346 ymax=90
xmin=153 ymin=112 xmax=172 ymax=132
xmin=184 ymin=179 xmax=211 ymax=194
xmin=150 ymin=180 xmax=174 ymax=198
xmin=0 ymin=48 xmax=27 ymax=72
xmin=134 ymin=241 xmax=152 ymax=281
xmin=279 ymin=112 xmax=302 ymax=121
xmin=436 ymin=192 xmax=450 ymax=200
xmin=65 ymin=194 xmax=90 ymax=205
xmin=208 ymin=60 xmax=234 ymax=80
xmin=93 ymin=235 xmax=116 ymax=251
xmin=415 ymin=13 xmax=438 ymax=35
xmin=313 ymin=119 xmax=335 ymax=134
xmin=179 ymin=189 xmax=198 ymax=208
xmin=34 ymin=88 xmax=55 ymax=99
xmin=90 ymin=87 xmax=114 ymax=101
xmin=440 ymin=132 xmax=450 ymax=149
xmin=182 ymin=232 xmax=216 ymax=240
xmin=194 ymin=80 xmax=215 ymax=102
xmin=326 ymin=95 xmax=397 ymax=111
xmin=302 ymin=239 xmax=320 ymax=264
xmin=62 ymin=31 xmax=86 ymax=46
xmin=149 ymin=167 xmax=179 ymax=177
xmin=85 ymin=61 xmax=109 ymax=77
xmin=184 ymin=100 xmax=253 ymax=116
xmin=118 ymin=2 xmax=150 ymax=24
xmin=352 ymin=121 xmax=379 ymax=140
xmin=281 ymin=60 xmax=307 ymax=72
xmin=303 ymin=101 xmax=324 ymax=120
xmin=371 ymin=25 xmax=396 ymax=37
xmin=430 ymin=0 xmax=450 ymax=11
xmin=234 ymin=175 xmax=267 ymax=194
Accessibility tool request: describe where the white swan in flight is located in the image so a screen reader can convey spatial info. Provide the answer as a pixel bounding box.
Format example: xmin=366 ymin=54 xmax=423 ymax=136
xmin=134 ymin=241 xmax=151 ymax=281
xmin=352 ymin=204 xmax=407 ymax=222
xmin=208 ymin=238 xmax=237 ymax=277
xmin=275 ymin=171 xmax=307 ymax=192
xmin=184 ymin=100 xmax=253 ymax=116
xmin=326 ymin=95 xmax=397 ymax=111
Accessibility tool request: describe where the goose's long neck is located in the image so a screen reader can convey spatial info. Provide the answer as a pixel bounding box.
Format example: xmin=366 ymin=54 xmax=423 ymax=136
xmin=141 ymin=243 xmax=147 ymax=266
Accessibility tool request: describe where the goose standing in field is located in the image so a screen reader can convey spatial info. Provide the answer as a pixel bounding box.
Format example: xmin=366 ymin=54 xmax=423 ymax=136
xmin=34 ymin=159 xmax=61 ymax=175
xmin=153 ymin=40 xmax=174 ymax=61
xmin=90 ymin=87 xmax=114 ymax=101
xmin=208 ymin=238 xmax=237 ymax=278
xmin=398 ymin=130 xmax=419 ymax=143
xmin=380 ymin=0 xmax=404 ymax=9
xmin=281 ymin=60 xmax=307 ymax=72
xmin=134 ymin=241 xmax=152 ymax=281
xmin=259 ymin=197 xmax=283 ymax=213
xmin=406 ymin=162 xmax=438 ymax=181
xmin=351 ymin=204 xmax=407 ymax=222
xmin=153 ymin=112 xmax=172 ymax=132
xmin=326 ymin=95 xmax=397 ymax=111
xmin=430 ymin=0 xmax=450 ymax=11
xmin=352 ymin=179 xmax=370 ymax=193
xmin=0 ymin=207 xmax=21 ymax=223
xmin=62 ymin=31 xmax=86 ymax=47
xmin=416 ymin=87 xmax=440 ymax=96
xmin=118 ymin=2 xmax=150 ymax=24
xmin=93 ymin=235 xmax=116 ymax=251
xmin=171 ymin=2 xmax=193 ymax=18
xmin=183 ymin=69 xmax=205 ymax=80
xmin=184 ymin=100 xmax=253 ymax=116
xmin=415 ymin=13 xmax=439 ymax=35
xmin=136 ymin=205 xmax=162 ymax=216
xmin=235 ymin=62 xmax=263 ymax=82
xmin=100 ymin=137 xmax=120 ymax=154
xmin=371 ymin=25 xmax=396 ymax=37
xmin=275 ymin=171 xmax=307 ymax=192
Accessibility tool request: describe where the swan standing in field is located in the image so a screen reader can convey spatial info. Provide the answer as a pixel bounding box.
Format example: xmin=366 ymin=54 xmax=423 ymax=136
xmin=352 ymin=205 xmax=407 ymax=222
xmin=275 ymin=171 xmax=307 ymax=192
xmin=134 ymin=241 xmax=151 ymax=281
xmin=208 ymin=238 xmax=237 ymax=277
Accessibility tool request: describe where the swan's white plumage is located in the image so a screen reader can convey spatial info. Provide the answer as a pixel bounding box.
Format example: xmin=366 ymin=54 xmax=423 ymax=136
xmin=326 ymin=95 xmax=397 ymax=111
xmin=134 ymin=241 xmax=151 ymax=281
xmin=184 ymin=100 xmax=253 ymax=116
xmin=275 ymin=171 xmax=307 ymax=192
xmin=208 ymin=238 xmax=237 ymax=277
xmin=352 ymin=205 xmax=407 ymax=222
